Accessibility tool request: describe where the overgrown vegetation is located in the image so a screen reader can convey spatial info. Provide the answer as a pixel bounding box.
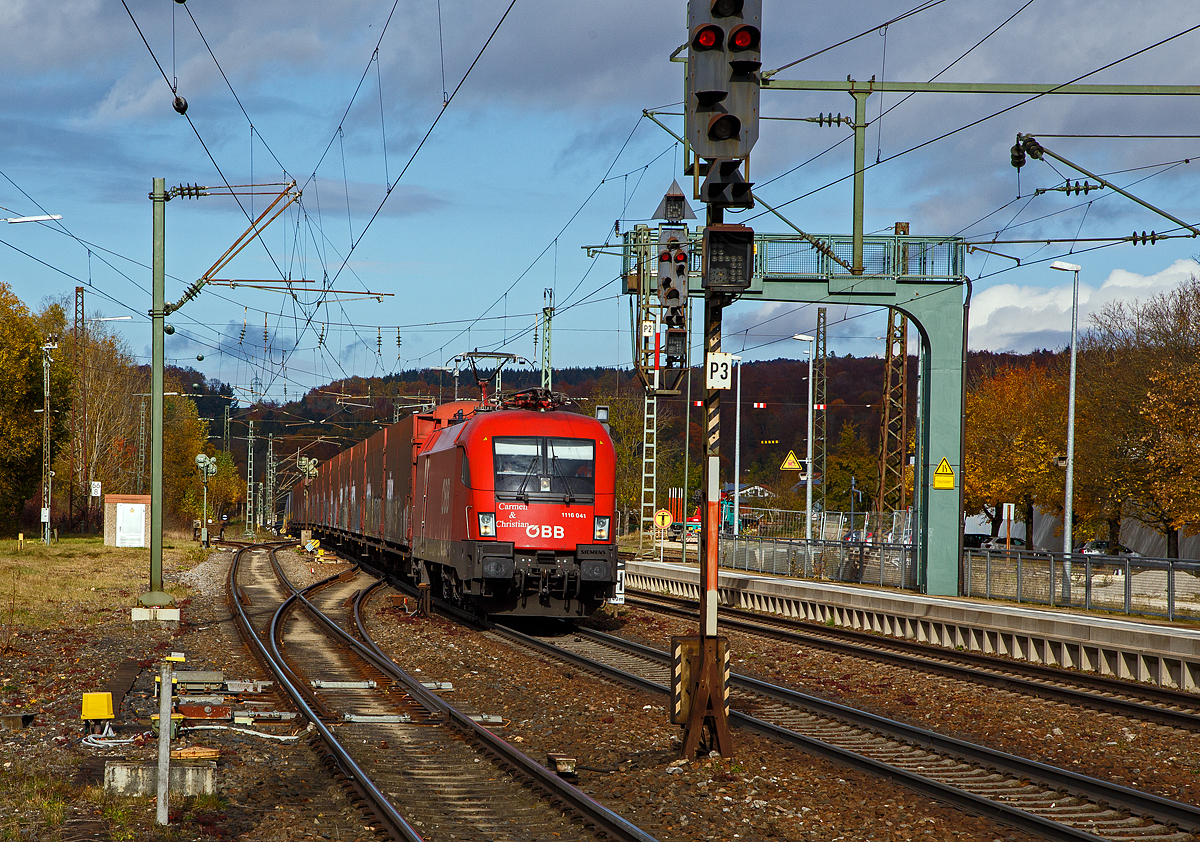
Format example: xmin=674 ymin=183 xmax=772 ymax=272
xmin=0 ymin=536 xmax=193 ymax=629
xmin=965 ymin=275 xmax=1200 ymax=555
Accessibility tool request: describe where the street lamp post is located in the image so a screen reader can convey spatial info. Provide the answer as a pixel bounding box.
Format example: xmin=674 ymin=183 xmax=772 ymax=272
xmin=1 ymin=214 xmax=62 ymax=224
xmin=793 ymin=334 xmax=816 ymax=543
xmin=40 ymin=342 xmax=58 ymax=544
xmin=1051 ymin=260 xmax=1081 ymax=600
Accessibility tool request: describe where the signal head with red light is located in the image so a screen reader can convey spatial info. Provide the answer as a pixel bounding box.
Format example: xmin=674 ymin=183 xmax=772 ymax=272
xmin=687 ymin=0 xmax=761 ymax=161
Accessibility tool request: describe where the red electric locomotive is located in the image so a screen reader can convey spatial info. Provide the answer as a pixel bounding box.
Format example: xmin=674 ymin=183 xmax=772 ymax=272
xmin=290 ymin=390 xmax=618 ymax=618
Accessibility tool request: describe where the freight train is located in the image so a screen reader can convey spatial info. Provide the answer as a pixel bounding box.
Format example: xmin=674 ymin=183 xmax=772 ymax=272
xmin=288 ymin=389 xmax=619 ymax=618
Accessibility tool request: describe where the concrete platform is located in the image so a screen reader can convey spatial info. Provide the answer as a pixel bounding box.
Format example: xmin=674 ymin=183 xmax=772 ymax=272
xmin=626 ymin=560 xmax=1200 ymax=693
xmin=103 ymin=760 xmax=216 ymax=796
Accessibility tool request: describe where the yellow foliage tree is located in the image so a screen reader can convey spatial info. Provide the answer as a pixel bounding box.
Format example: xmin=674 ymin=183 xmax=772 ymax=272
xmin=0 ymin=283 xmax=71 ymax=532
xmin=1079 ymin=276 xmax=1200 ymax=556
xmin=964 ymin=364 xmax=1064 ymax=539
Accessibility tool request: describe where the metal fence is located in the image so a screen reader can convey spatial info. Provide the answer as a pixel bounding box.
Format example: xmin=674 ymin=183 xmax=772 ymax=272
xmin=964 ymin=550 xmax=1200 ymax=621
xmin=734 ymin=508 xmax=910 ymax=541
xmin=715 ymin=538 xmax=1200 ymax=622
xmin=719 ymin=535 xmax=918 ymax=590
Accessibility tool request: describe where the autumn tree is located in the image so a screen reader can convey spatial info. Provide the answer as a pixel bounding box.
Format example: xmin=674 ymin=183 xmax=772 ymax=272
xmin=964 ymin=363 xmax=1064 ymax=538
xmin=161 ymin=377 xmax=210 ymax=526
xmin=204 ymin=450 xmax=245 ymax=520
xmin=1078 ymin=277 xmax=1200 ymax=556
xmin=53 ymin=317 xmax=147 ymax=526
xmin=1139 ymin=359 xmax=1200 ymax=532
xmin=0 ymin=284 xmax=71 ymax=533
xmin=591 ymin=390 xmax=644 ymax=528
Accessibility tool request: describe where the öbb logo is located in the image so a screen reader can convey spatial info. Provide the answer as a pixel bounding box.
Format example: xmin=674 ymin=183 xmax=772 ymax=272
xmin=526 ymin=524 xmax=565 ymax=539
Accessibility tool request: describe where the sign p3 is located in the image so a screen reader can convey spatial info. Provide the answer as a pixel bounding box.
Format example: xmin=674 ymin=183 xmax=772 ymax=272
xmin=706 ymin=352 xmax=733 ymax=389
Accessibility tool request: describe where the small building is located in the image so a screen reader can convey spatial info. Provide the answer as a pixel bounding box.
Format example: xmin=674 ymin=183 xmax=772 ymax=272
xmin=103 ymin=495 xmax=151 ymax=548
xmin=721 ymin=482 xmax=775 ymax=499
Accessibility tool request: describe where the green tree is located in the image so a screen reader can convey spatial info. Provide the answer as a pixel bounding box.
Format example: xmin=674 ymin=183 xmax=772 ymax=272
xmin=821 ymin=421 xmax=877 ymax=517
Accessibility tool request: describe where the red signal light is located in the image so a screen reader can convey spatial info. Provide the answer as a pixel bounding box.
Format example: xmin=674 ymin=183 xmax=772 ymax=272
xmin=728 ymin=25 xmax=759 ymax=51
xmin=674 ymin=251 xmax=688 ymax=263
xmin=692 ymin=24 xmax=723 ymax=50
xmin=659 ymin=250 xmax=672 ymax=263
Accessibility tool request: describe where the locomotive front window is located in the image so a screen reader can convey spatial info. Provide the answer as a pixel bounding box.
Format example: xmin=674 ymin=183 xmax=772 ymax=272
xmin=493 ymin=436 xmax=594 ymax=503
xmin=494 ymin=438 xmax=541 ymax=495
xmin=547 ymin=438 xmax=594 ymax=500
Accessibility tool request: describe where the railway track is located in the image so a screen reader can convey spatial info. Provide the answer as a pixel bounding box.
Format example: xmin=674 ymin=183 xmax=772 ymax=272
xmin=485 ymin=621 xmax=1200 ymax=842
xmin=625 ymin=592 xmax=1200 ymax=731
xmin=228 ymin=543 xmax=658 ymax=842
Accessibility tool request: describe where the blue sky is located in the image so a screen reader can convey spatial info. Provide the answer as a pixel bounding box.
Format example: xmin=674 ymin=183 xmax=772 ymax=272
xmin=3 ymin=1 xmax=1200 ymax=402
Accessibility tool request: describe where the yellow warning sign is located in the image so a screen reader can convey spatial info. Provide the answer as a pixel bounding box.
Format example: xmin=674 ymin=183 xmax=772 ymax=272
xmin=933 ymin=457 xmax=955 ymax=490
xmin=654 ymin=509 xmax=674 ymax=530
xmin=779 ymin=450 xmax=803 ymax=471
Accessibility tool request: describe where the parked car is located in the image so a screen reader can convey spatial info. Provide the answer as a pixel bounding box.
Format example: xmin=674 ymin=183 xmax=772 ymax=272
xmin=962 ymin=533 xmax=992 ymax=550
xmin=980 ymin=536 xmax=1027 ymax=550
xmin=1079 ymin=540 xmax=1141 ymax=557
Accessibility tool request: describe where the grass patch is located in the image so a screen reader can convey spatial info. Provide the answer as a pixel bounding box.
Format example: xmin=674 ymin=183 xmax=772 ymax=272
xmin=0 ymin=535 xmax=202 ymax=630
xmin=82 ymin=784 xmax=153 ymax=841
xmin=0 ymin=766 xmax=74 ymax=839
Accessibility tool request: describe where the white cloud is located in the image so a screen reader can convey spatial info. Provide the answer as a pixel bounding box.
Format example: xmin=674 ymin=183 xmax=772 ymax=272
xmin=968 ymin=258 xmax=1200 ymax=352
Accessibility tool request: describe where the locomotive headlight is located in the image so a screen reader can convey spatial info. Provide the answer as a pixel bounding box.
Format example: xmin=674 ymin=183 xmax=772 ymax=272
xmin=478 ymin=512 xmax=496 ymax=538
xmin=593 ymin=515 xmax=610 ymax=542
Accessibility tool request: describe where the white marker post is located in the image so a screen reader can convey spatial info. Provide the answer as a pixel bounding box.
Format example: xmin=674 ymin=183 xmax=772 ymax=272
xmin=156 ymin=662 xmax=171 ymax=824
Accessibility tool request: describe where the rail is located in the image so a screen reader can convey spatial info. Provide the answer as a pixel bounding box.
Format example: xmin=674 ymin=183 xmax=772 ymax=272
xmin=493 ymin=622 xmax=1200 ymax=842
xmin=226 ymin=544 xmax=422 ymax=841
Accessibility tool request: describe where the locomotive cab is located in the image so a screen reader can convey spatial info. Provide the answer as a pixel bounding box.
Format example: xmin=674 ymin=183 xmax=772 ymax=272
xmin=412 ymin=404 xmax=617 ymax=617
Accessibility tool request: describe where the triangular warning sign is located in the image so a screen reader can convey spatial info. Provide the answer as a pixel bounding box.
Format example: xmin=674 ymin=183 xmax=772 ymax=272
xmin=779 ymin=450 xmax=803 ymax=471
xmin=933 ymin=457 xmax=955 ymax=490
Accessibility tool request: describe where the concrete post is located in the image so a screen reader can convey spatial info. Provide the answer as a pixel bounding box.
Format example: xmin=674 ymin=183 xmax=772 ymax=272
xmin=156 ymin=662 xmax=171 ymax=824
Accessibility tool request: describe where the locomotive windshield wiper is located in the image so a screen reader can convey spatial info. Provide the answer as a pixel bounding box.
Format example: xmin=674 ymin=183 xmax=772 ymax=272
xmin=515 ymin=455 xmax=539 ymax=503
xmin=550 ymin=455 xmax=575 ymax=504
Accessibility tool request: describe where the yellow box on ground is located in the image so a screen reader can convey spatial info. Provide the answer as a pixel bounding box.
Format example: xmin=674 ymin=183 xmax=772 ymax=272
xmin=81 ymin=692 xmax=113 ymax=720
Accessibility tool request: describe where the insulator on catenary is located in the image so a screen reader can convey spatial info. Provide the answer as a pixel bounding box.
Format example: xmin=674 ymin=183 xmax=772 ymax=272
xmin=1010 ymin=143 xmax=1026 ymax=169
xmin=1132 ymin=230 xmax=1159 ymax=245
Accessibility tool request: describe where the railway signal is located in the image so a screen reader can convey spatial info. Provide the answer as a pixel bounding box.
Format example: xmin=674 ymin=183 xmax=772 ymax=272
xmin=700 ymin=158 xmax=754 ymax=209
xmin=702 ymin=223 xmax=755 ymax=292
xmin=657 ymin=225 xmax=690 ymax=328
xmin=687 ymin=0 xmax=762 ymax=160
